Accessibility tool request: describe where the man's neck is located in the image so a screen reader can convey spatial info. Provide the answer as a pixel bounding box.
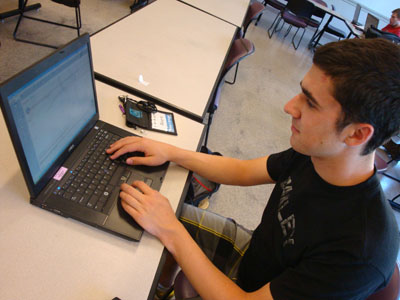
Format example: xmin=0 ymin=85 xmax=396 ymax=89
xmin=311 ymin=151 xmax=375 ymax=187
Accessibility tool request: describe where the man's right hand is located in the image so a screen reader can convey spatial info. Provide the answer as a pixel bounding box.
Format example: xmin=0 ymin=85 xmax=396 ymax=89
xmin=106 ymin=136 xmax=174 ymax=166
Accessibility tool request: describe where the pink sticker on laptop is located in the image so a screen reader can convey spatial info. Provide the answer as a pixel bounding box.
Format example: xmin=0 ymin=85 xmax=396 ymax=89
xmin=53 ymin=166 xmax=68 ymax=181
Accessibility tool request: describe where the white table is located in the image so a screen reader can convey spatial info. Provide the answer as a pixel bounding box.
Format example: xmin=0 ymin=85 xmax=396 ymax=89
xmin=309 ymin=0 xmax=363 ymax=38
xmin=91 ymin=0 xmax=237 ymax=123
xmin=178 ymin=0 xmax=251 ymax=27
xmin=0 ymin=81 xmax=204 ymax=300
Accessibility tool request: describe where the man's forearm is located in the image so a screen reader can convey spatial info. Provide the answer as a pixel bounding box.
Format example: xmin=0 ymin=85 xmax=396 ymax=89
xmin=162 ymin=222 xmax=248 ymax=300
xmin=161 ymin=222 xmax=273 ymax=300
xmin=167 ymin=146 xmax=272 ymax=186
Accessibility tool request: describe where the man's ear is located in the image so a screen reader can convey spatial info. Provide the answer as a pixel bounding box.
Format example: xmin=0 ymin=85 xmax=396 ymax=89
xmin=344 ymin=123 xmax=374 ymax=147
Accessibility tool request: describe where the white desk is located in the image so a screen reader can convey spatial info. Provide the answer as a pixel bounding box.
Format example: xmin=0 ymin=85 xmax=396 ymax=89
xmin=91 ymin=0 xmax=237 ymax=123
xmin=0 ymin=81 xmax=204 ymax=300
xmin=178 ymin=0 xmax=251 ymax=27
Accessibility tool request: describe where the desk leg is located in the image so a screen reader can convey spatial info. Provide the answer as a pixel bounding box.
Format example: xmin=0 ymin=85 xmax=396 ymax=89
xmin=0 ymin=2 xmax=41 ymax=21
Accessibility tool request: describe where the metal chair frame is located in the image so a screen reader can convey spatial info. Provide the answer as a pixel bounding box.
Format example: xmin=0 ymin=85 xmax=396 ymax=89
xmin=376 ymin=145 xmax=400 ymax=211
xmin=308 ymin=5 xmax=351 ymax=50
xmin=269 ymin=3 xmax=315 ymax=50
xmin=203 ymin=39 xmax=255 ymax=147
xmin=13 ymin=0 xmax=81 ymax=49
xmin=241 ymin=2 xmax=265 ymax=38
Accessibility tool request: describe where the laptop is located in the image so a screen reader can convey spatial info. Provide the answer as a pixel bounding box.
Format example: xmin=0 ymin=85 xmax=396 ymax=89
xmin=364 ymin=13 xmax=379 ymax=32
xmin=0 ymin=33 xmax=168 ymax=241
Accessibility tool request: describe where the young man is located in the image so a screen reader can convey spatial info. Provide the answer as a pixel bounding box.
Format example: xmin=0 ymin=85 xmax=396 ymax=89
xmin=107 ymin=38 xmax=400 ymax=299
xmin=382 ymin=8 xmax=400 ymax=37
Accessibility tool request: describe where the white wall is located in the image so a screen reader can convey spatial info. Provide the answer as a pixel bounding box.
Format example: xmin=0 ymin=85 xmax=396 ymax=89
xmin=350 ymin=0 xmax=398 ymax=19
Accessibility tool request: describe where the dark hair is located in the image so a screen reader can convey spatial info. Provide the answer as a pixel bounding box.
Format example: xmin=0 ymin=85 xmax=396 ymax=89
xmin=393 ymin=9 xmax=400 ymax=18
xmin=313 ymin=38 xmax=400 ymax=155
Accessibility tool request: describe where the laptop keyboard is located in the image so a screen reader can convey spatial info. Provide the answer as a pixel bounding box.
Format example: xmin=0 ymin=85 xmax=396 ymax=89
xmin=53 ymin=129 xmax=150 ymax=215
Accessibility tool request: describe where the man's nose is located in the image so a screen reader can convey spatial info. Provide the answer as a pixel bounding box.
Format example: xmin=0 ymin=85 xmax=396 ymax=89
xmin=284 ymin=95 xmax=301 ymax=119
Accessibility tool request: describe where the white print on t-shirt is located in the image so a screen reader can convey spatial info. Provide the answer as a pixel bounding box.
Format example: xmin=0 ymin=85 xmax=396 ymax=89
xmin=278 ymin=177 xmax=295 ymax=247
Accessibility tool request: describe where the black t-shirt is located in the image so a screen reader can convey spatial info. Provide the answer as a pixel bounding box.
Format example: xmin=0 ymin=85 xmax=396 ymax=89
xmin=237 ymin=148 xmax=399 ymax=299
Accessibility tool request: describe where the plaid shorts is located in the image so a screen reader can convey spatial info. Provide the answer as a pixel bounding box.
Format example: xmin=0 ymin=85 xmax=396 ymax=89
xmin=179 ymin=204 xmax=253 ymax=281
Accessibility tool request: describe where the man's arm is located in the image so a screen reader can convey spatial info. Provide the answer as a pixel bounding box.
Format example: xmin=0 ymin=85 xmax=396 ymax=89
xmin=119 ymin=181 xmax=274 ymax=300
xmin=107 ymin=136 xmax=275 ymax=186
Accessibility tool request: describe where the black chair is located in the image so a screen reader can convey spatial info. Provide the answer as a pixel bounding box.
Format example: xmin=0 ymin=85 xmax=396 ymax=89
xmin=375 ymin=139 xmax=400 ymax=211
xmin=204 ymin=38 xmax=255 ymax=147
xmin=265 ymin=0 xmax=288 ymax=37
xmin=13 ymin=0 xmax=81 ymax=49
xmin=366 ymin=26 xmax=400 ymax=44
xmin=309 ymin=5 xmax=348 ymax=49
xmin=130 ymin=0 xmax=148 ymax=13
xmin=268 ymin=0 xmax=315 ymax=50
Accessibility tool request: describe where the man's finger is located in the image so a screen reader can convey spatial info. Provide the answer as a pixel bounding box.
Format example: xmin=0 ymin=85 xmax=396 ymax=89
xmin=132 ymin=180 xmax=154 ymax=194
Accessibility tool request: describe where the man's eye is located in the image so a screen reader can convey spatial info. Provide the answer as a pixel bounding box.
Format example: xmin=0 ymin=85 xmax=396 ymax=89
xmin=306 ymin=98 xmax=315 ymax=108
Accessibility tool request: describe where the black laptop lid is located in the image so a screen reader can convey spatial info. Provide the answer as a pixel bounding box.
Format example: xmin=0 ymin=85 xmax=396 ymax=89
xmin=364 ymin=13 xmax=379 ymax=32
xmin=0 ymin=34 xmax=99 ymax=198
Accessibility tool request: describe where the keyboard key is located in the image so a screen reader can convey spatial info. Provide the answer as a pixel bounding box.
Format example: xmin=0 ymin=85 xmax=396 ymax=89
xmin=71 ymin=193 xmax=80 ymax=202
xmin=78 ymin=195 xmax=89 ymax=206
xmin=63 ymin=192 xmax=73 ymax=200
xmin=94 ymin=202 xmax=104 ymax=212
xmin=87 ymin=195 xmax=99 ymax=208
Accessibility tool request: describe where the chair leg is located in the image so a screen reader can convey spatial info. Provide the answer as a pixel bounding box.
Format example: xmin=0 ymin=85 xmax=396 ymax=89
xmin=225 ymin=63 xmax=239 ymax=85
xmin=13 ymin=0 xmax=28 ymax=41
xmin=310 ymin=28 xmax=324 ymax=49
xmin=389 ymin=195 xmax=400 ymax=211
xmin=292 ymin=27 xmax=305 ymax=50
xmin=283 ymin=25 xmax=292 ymax=38
xmin=203 ymin=112 xmax=214 ymax=148
xmin=75 ymin=6 xmax=82 ymax=36
xmin=242 ymin=24 xmax=249 ymax=38
xmin=13 ymin=0 xmax=57 ymax=48
xmin=382 ymin=172 xmax=400 ymax=183
xmin=267 ymin=12 xmax=281 ymax=38
xmin=14 ymin=0 xmax=81 ymax=48
xmin=255 ymin=13 xmax=263 ymax=26
xmin=308 ymin=27 xmax=319 ymax=49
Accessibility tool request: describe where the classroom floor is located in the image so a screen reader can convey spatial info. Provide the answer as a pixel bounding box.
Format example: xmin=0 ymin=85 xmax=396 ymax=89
xmin=1 ymin=0 xmax=400 ymax=297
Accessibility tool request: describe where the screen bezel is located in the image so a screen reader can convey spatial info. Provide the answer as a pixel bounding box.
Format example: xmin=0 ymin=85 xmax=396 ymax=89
xmin=0 ymin=33 xmax=99 ymax=198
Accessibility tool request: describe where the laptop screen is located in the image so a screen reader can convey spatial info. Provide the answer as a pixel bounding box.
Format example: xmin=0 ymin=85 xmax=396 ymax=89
xmin=7 ymin=44 xmax=96 ymax=184
xmin=364 ymin=13 xmax=379 ymax=31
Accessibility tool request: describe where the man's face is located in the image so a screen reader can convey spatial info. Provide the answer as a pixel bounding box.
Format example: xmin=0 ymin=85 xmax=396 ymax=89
xmin=390 ymin=13 xmax=399 ymax=27
xmin=284 ymin=65 xmax=348 ymax=158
